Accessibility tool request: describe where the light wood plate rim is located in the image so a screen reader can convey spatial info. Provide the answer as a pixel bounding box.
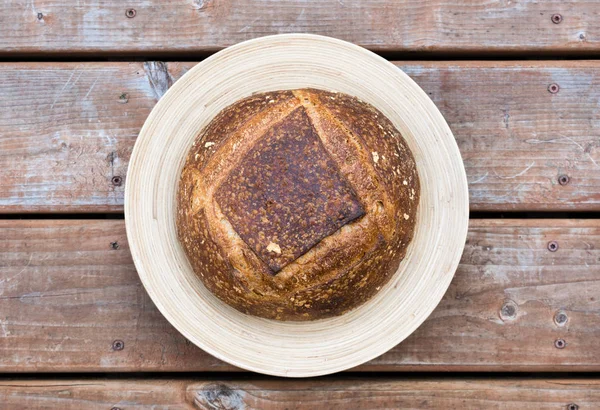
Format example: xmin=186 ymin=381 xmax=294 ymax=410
xmin=125 ymin=33 xmax=469 ymax=377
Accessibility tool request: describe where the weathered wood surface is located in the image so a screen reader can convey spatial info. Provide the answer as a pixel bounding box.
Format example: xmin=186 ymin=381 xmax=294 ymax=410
xmin=0 ymin=1 xmax=598 ymax=55
xmin=0 ymin=62 xmax=190 ymax=213
xmin=1 ymin=61 xmax=599 ymax=212
xmin=1 ymin=219 xmax=599 ymax=372
xmin=0 ymin=378 xmax=597 ymax=409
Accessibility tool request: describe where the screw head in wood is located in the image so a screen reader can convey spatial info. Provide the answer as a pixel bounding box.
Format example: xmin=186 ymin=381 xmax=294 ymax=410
xmin=37 ymin=12 xmax=43 ymax=20
xmin=548 ymin=83 xmax=560 ymax=94
xmin=110 ymin=241 xmax=119 ymax=250
xmin=500 ymin=300 xmax=518 ymax=321
xmin=112 ymin=340 xmax=125 ymax=351
xmin=547 ymin=241 xmax=559 ymax=252
xmin=554 ymin=311 xmax=568 ymax=326
xmin=568 ymin=404 xmax=579 ymax=410
xmin=119 ymin=93 xmax=129 ymax=104
xmin=554 ymin=338 xmax=566 ymax=349
xmin=111 ymin=407 xmax=122 ymax=410
xmin=551 ymin=14 xmax=562 ymax=24
xmin=558 ymin=175 xmax=570 ymax=185
xmin=126 ymin=8 xmax=136 ymax=18
xmin=112 ymin=176 xmax=123 ymax=186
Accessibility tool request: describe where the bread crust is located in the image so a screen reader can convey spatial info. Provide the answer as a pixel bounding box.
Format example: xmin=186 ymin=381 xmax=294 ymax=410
xmin=177 ymin=88 xmax=419 ymax=320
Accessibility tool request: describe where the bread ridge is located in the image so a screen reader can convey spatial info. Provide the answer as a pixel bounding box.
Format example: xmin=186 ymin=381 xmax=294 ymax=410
xmin=177 ymin=88 xmax=419 ymax=320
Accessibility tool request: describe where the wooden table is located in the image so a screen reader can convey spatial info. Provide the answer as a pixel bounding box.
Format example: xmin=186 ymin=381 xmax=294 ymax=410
xmin=1 ymin=2 xmax=600 ymax=409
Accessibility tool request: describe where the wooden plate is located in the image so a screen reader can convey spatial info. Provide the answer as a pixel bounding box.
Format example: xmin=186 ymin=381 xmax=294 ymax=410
xmin=125 ymin=34 xmax=469 ymax=377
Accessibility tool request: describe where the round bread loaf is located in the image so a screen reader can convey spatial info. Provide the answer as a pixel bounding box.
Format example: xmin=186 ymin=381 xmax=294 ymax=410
xmin=177 ymin=88 xmax=420 ymax=321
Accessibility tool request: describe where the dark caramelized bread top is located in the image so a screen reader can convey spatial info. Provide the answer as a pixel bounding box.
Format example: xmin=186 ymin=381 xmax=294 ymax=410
xmin=215 ymin=106 xmax=365 ymax=273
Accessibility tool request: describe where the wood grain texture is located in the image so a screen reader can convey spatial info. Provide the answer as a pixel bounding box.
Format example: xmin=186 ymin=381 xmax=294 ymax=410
xmin=190 ymin=379 xmax=600 ymax=409
xmin=410 ymin=61 xmax=600 ymax=211
xmin=1 ymin=219 xmax=599 ymax=372
xmin=0 ymin=379 xmax=188 ymax=410
xmin=0 ymin=1 xmax=598 ymax=55
xmin=1 ymin=61 xmax=599 ymax=212
xmin=0 ymin=378 xmax=597 ymax=409
xmin=0 ymin=62 xmax=189 ymax=213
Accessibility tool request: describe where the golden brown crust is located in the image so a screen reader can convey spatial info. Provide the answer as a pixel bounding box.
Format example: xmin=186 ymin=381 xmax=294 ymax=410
xmin=177 ymin=88 xmax=420 ymax=320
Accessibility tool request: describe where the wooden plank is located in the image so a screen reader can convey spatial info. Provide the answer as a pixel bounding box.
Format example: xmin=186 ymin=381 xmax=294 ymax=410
xmin=1 ymin=219 xmax=599 ymax=372
xmin=1 ymin=61 xmax=600 ymax=212
xmin=0 ymin=1 xmax=598 ymax=55
xmin=409 ymin=61 xmax=600 ymax=211
xmin=0 ymin=378 xmax=598 ymax=409
xmin=0 ymin=62 xmax=191 ymax=213
xmin=0 ymin=379 xmax=188 ymax=410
